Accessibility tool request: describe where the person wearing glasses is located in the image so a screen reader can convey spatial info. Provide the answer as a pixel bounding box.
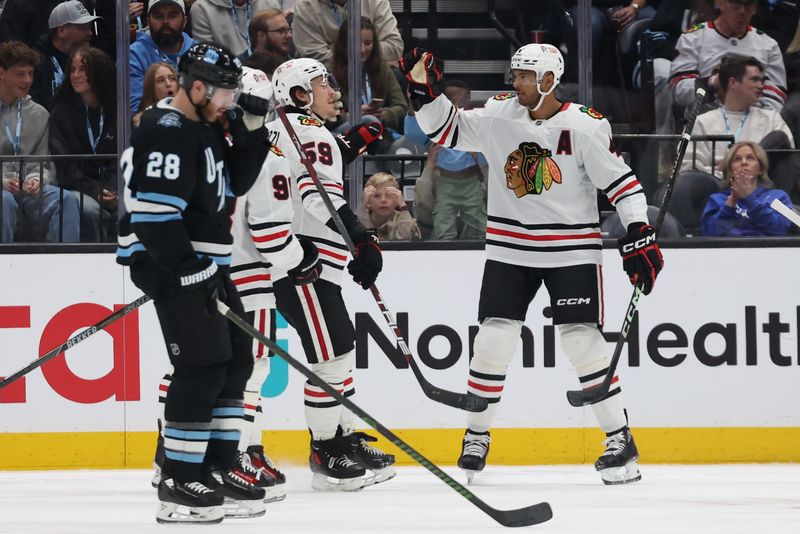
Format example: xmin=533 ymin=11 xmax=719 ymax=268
xmin=249 ymin=8 xmax=294 ymax=62
xmin=191 ymin=0 xmax=276 ymax=61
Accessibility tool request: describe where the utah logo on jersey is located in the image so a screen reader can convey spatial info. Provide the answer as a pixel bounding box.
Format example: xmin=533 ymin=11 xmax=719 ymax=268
xmin=504 ymin=142 xmax=562 ymax=198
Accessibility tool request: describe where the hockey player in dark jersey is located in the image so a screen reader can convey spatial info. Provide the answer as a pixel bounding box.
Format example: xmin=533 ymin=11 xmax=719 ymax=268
xmin=400 ymin=45 xmax=664 ymax=486
xmin=117 ymin=42 xmax=272 ymax=524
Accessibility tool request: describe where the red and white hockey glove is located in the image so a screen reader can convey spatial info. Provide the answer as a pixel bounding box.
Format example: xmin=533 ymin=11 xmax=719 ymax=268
xmin=335 ymin=121 xmax=384 ymax=164
xmin=617 ymin=222 xmax=663 ymax=295
xmin=399 ymin=47 xmax=443 ymax=109
xmin=287 ymin=237 xmax=322 ymax=286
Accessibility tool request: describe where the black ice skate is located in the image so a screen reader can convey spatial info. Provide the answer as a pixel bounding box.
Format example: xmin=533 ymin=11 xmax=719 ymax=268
xmin=156 ymin=478 xmax=224 ymax=524
xmin=346 ymin=431 xmax=396 ymax=487
xmin=309 ymin=435 xmax=366 ymax=492
xmin=595 ymin=427 xmax=642 ymax=485
xmin=151 ymin=419 xmax=165 ymax=488
xmin=238 ymin=451 xmax=284 ymax=503
xmin=246 ymin=445 xmax=287 ymax=485
xmin=458 ymin=429 xmax=490 ymax=484
xmin=205 ymin=466 xmax=267 ymax=518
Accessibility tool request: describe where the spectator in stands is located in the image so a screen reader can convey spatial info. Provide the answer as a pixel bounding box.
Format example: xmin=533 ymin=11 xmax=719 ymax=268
xmin=0 ymin=0 xmax=68 ymax=47
xmin=565 ymin=0 xmax=656 ymax=49
xmin=93 ymin=0 xmax=145 ymax=59
xmin=0 ymin=41 xmax=78 ymax=243
xmin=129 ymin=0 xmax=196 ymax=113
xmin=292 ymin=0 xmax=403 ymax=67
xmin=700 ymin=141 xmax=793 ymax=236
xmin=249 ymin=8 xmax=294 ymax=61
xmin=331 ymin=17 xmax=407 ymax=134
xmin=30 ymin=0 xmax=99 ymax=111
xmin=669 ymin=0 xmax=786 ymax=115
xmin=681 ymin=55 xmax=794 ymax=177
xmin=190 ymin=0 xmax=276 ymax=61
xmin=49 ymin=47 xmax=117 ymax=241
xmin=404 ymin=79 xmax=487 ymax=240
xmin=132 ymin=62 xmax=180 ymax=127
xmin=243 ymin=49 xmax=284 ymax=77
xmin=360 ymin=171 xmax=420 ymax=240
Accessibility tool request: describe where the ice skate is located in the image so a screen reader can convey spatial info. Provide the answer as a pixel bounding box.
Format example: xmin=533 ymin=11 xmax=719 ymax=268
xmin=346 ymin=431 xmax=396 ymax=487
xmin=309 ymin=436 xmax=366 ymax=492
xmin=151 ymin=420 xmax=165 ymax=488
xmin=155 ymin=478 xmax=224 ymax=524
xmin=458 ymin=429 xmax=490 ymax=484
xmin=246 ymin=445 xmax=287 ymax=485
xmin=238 ymin=451 xmax=283 ymax=503
xmin=595 ymin=427 xmax=642 ymax=485
xmin=205 ymin=466 xmax=267 ymax=518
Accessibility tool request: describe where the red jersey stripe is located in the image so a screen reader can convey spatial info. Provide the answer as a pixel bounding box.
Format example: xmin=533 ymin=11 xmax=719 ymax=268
xmin=487 ymin=227 xmax=601 ymax=241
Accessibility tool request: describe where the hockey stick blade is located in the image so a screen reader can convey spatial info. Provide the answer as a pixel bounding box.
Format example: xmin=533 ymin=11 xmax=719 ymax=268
xmin=217 ymin=300 xmax=553 ymax=528
xmin=0 ymin=294 xmax=151 ymax=390
xmin=276 ymin=106 xmax=483 ymax=413
xmin=565 ymin=87 xmax=707 ymax=409
xmin=770 ymin=198 xmax=800 ymax=229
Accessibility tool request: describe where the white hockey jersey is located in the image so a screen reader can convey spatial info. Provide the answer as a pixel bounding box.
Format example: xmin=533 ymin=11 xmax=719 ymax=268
xmin=669 ymin=22 xmax=786 ymax=111
xmin=415 ymin=93 xmax=648 ymax=268
xmin=262 ymin=111 xmax=350 ymax=283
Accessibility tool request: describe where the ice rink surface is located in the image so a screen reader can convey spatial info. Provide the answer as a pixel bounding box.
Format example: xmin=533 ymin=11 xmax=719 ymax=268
xmin=1 ymin=464 xmax=798 ymax=534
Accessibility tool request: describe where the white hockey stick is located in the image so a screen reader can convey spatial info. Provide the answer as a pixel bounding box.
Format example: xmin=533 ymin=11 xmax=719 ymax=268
xmin=770 ymin=198 xmax=800 ymax=229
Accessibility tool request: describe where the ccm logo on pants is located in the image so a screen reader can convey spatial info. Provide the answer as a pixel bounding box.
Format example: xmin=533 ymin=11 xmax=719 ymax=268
xmin=556 ymin=298 xmax=591 ymax=306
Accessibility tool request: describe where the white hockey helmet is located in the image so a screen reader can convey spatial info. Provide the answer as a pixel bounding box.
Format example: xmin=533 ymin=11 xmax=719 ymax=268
xmin=508 ymin=43 xmax=564 ymax=90
xmin=272 ymin=57 xmax=329 ymax=110
xmin=241 ymin=66 xmax=273 ymax=102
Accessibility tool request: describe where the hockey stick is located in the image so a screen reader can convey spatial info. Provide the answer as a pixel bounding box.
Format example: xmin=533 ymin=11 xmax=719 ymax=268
xmin=217 ymin=300 xmax=552 ymax=527
xmin=0 ymin=294 xmax=151 ymax=390
xmin=770 ymin=198 xmax=800 ymax=229
xmin=566 ymin=87 xmax=707 ymax=408
xmin=276 ymin=106 xmax=487 ymax=413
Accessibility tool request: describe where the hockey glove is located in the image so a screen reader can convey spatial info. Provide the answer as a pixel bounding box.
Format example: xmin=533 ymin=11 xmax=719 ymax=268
xmin=617 ymin=222 xmax=663 ymax=295
xmin=173 ymin=256 xmax=224 ymax=314
xmin=237 ymin=92 xmax=271 ymax=131
xmin=398 ymin=47 xmax=443 ymax=110
xmin=347 ymin=228 xmax=382 ymax=290
xmin=335 ymin=121 xmax=384 ymax=164
xmin=287 ymin=237 xmax=323 ymax=286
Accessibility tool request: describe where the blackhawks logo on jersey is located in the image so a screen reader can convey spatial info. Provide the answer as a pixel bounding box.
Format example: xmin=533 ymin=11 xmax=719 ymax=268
xmin=493 ymin=92 xmax=516 ymax=101
xmin=298 ymin=115 xmax=323 ymax=127
xmin=578 ymin=106 xmax=604 ymax=120
xmin=269 ymin=144 xmax=284 ymax=157
xmin=504 ymin=142 xmax=562 ymax=198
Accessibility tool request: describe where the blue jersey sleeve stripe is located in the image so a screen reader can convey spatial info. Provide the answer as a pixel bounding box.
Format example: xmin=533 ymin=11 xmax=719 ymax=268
xmin=131 ymin=212 xmax=183 ymax=223
xmin=115 ymin=243 xmax=146 ymax=257
xmin=136 ymin=191 xmax=188 ymax=211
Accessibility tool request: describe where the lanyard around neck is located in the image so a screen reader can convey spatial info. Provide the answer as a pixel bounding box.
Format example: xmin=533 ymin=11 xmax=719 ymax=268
xmin=2 ymin=99 xmax=22 ymax=155
xmin=230 ymin=2 xmax=252 ymax=56
xmin=720 ymin=107 xmax=749 ymax=142
xmin=361 ymin=73 xmax=372 ymax=105
xmin=85 ymin=104 xmax=105 ymax=154
xmin=51 ymin=56 xmax=65 ymax=95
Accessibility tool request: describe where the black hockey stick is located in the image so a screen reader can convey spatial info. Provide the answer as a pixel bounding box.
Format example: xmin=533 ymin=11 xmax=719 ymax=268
xmin=0 ymin=294 xmax=151 ymax=390
xmin=217 ymin=299 xmax=552 ymax=527
xmin=276 ymin=106 xmax=487 ymax=413
xmin=566 ymin=87 xmax=707 ymax=408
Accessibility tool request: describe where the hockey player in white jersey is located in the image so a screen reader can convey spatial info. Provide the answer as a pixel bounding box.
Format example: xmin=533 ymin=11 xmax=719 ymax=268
xmin=400 ymin=45 xmax=664 ymax=485
xmin=234 ymin=57 xmax=395 ymax=492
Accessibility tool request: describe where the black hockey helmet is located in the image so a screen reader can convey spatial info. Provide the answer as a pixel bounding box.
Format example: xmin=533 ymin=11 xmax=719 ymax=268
xmin=178 ymin=41 xmax=242 ymax=90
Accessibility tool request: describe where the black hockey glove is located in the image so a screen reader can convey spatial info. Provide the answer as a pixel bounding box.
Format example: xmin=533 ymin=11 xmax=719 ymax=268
xmin=335 ymin=121 xmax=384 ymax=164
xmin=287 ymin=237 xmax=323 ymax=286
xmin=173 ymin=256 xmax=224 ymax=314
xmin=398 ymin=47 xmax=443 ymax=110
xmin=617 ymin=222 xmax=663 ymax=295
xmin=347 ymin=227 xmax=382 ymax=290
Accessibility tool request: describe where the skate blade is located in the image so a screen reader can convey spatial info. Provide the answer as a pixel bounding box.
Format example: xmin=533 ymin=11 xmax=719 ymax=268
xmin=221 ymin=497 xmax=266 ymax=518
xmin=460 ymin=468 xmax=481 ymax=485
xmin=363 ymin=466 xmax=397 ymax=488
xmin=150 ymin=464 xmax=162 ymax=489
xmin=311 ymin=472 xmax=365 ymax=492
xmin=263 ymin=484 xmax=287 ymax=503
xmin=599 ymin=461 xmax=642 ymax=485
xmin=156 ymin=502 xmax=224 ymax=524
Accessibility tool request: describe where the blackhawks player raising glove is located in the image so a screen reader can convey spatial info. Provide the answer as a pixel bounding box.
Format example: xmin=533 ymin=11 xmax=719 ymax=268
xmin=401 ymin=43 xmax=663 ymax=486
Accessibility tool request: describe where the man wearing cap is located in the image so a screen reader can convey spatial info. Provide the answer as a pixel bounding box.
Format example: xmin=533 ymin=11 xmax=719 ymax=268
xmin=29 ymin=0 xmax=99 ymax=110
xmin=0 ymin=0 xmax=81 ymax=47
xmin=129 ymin=0 xmax=196 ymax=113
